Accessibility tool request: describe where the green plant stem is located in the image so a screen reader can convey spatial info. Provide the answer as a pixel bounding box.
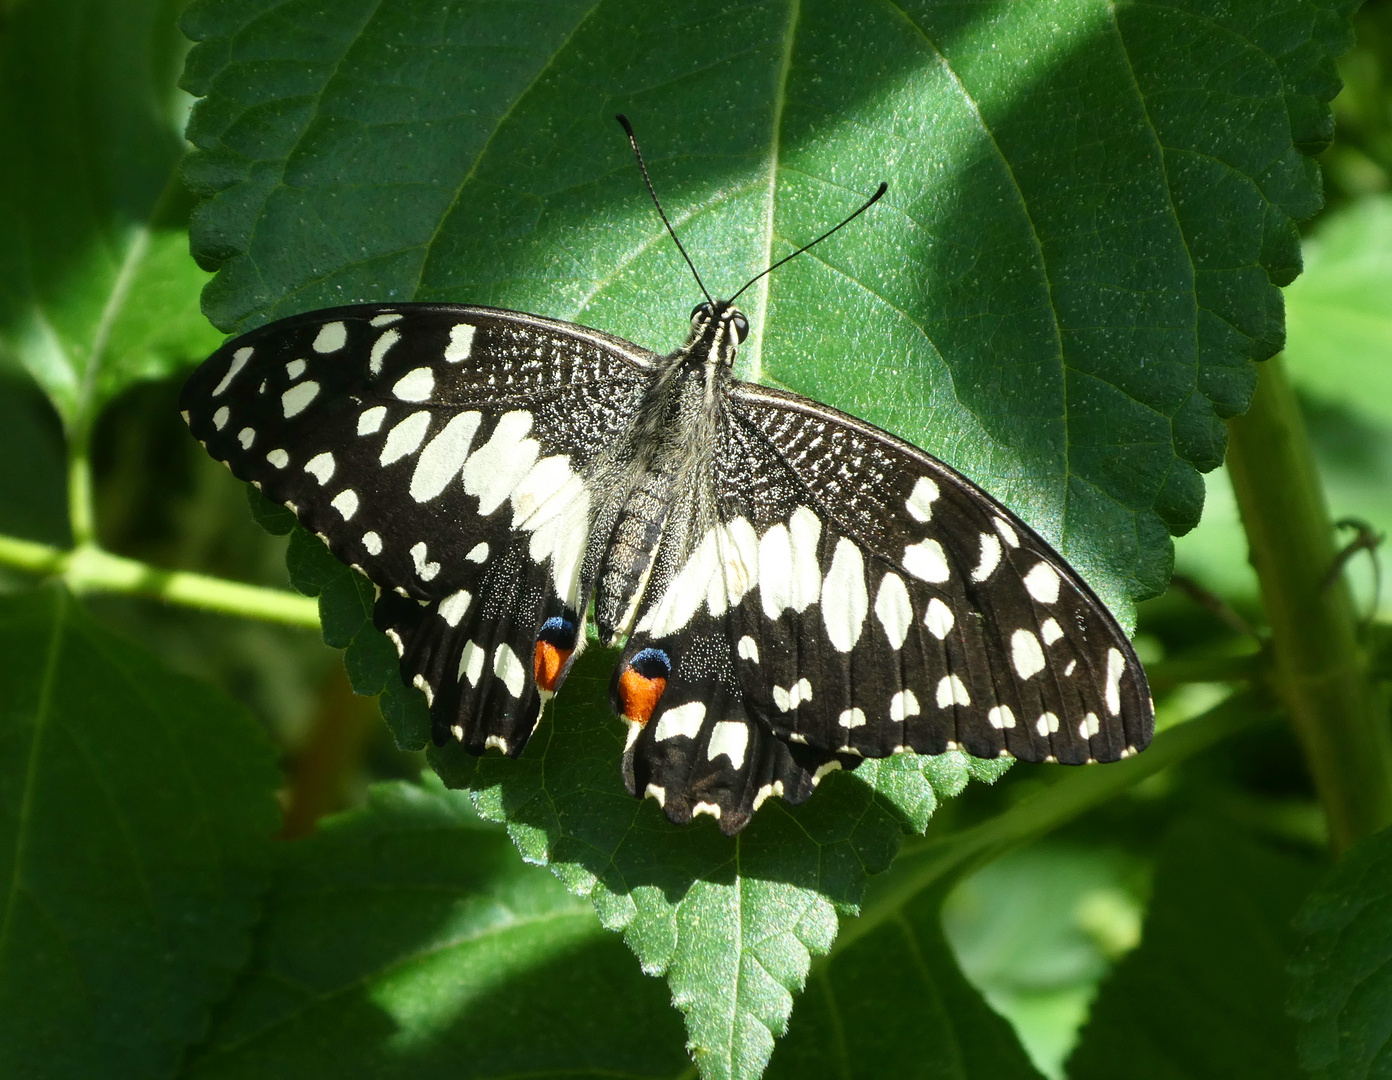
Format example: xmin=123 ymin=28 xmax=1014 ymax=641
xmin=66 ymin=445 xmax=95 ymax=547
xmin=0 ymin=533 xmax=320 ymax=629
xmin=1226 ymin=354 xmax=1392 ymax=855
xmin=829 ymin=694 xmax=1268 ymax=959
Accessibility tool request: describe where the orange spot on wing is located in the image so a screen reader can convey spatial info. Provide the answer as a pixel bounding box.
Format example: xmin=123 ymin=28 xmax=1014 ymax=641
xmin=533 ymin=641 xmax=572 ymax=692
xmin=619 ymin=668 xmax=667 ymax=725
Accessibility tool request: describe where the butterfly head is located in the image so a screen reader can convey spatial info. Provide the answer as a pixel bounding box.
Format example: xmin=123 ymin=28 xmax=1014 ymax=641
xmin=686 ymin=300 xmax=749 ymax=367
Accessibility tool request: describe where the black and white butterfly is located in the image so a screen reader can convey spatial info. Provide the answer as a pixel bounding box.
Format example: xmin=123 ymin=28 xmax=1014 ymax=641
xmin=180 ymin=124 xmax=1152 ymax=836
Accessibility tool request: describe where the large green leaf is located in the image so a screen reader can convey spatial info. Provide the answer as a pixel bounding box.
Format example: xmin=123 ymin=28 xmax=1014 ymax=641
xmin=1289 ymin=823 xmax=1392 ymax=1080
xmin=184 ymin=779 xmax=692 ymax=1079
xmin=1066 ymin=817 xmax=1322 ymax=1080
xmin=186 ymin=2 xmax=1350 ymax=1074
xmin=0 ymin=586 xmax=280 ymax=1080
xmin=180 ymin=0 xmax=1346 ymax=617
xmin=0 ymin=0 xmax=221 ymax=434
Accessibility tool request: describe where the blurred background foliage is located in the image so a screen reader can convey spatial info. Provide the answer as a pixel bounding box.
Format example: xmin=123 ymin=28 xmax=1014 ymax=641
xmin=0 ymin=1 xmax=1387 ymax=1077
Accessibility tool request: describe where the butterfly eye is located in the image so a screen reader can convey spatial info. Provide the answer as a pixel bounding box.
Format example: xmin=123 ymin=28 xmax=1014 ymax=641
xmin=730 ymin=312 xmax=750 ymax=343
xmin=690 ymin=303 xmax=712 ymax=323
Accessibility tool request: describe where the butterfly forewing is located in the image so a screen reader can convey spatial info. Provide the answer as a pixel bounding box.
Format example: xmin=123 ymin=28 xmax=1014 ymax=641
xmin=180 ymin=303 xmax=653 ymax=750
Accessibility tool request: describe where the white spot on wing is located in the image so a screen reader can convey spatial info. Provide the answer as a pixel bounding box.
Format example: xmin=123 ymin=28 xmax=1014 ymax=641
xmin=410 ymin=411 xmax=481 ymax=502
xmin=370 ymin=312 xmax=402 ymax=327
xmin=266 ymin=448 xmax=289 ymax=469
xmin=380 ymin=411 xmax=432 ymax=465
xmin=903 ymin=538 xmax=950 ymax=583
xmin=410 ymin=541 xmax=441 ymax=581
xmin=1041 ymin=618 xmax=1064 ymax=645
xmin=445 ymin=323 xmax=476 ymax=363
xmin=811 ymin=761 xmax=841 ymax=786
xmin=1079 ymin=712 xmax=1100 ymax=738
xmin=924 ymin=597 xmax=954 ymax=639
xmin=370 ymin=327 xmax=401 ymax=376
xmin=281 ymin=380 xmax=320 ymax=418
xmin=873 ymin=572 xmax=912 ymax=649
xmin=461 ymin=411 xmax=538 ymax=515
xmin=237 ymin=427 xmax=255 ymax=449
xmin=707 ymin=721 xmax=749 ymax=770
xmin=821 ymin=538 xmax=867 ymax=652
xmin=905 ymin=476 xmax=939 ymax=522
xmin=1105 ymin=648 xmax=1125 ymax=715
xmin=993 ymin=517 xmax=1020 ymax=548
xmin=358 ymin=406 xmax=387 ymax=435
xmin=760 ymin=508 xmax=822 ymax=618
xmin=655 ymin=701 xmax=706 ymax=742
xmin=438 ymin=589 xmax=472 ymax=627
xmin=458 ymin=640 xmax=485 ymax=684
xmin=285 ymin=358 xmax=306 ymax=381
xmin=330 ymin=489 xmax=359 ymax=520
xmin=890 ymin=690 xmax=920 ymax=721
xmin=772 ymin=678 xmax=813 ymax=712
xmin=213 ymin=405 xmax=230 ymax=430
xmin=1036 ymin=712 xmax=1060 ymax=736
xmin=692 ymin=801 xmax=722 ymax=820
xmin=362 ymin=531 xmax=382 ymax=555
xmin=466 ymin=542 xmax=488 ymax=563
xmin=737 ymin=635 xmax=759 ymax=662
xmin=936 ymin=674 xmax=971 ymax=708
xmin=493 ymin=643 xmax=525 ymax=697
xmin=303 ymin=451 xmax=335 ymax=485
xmin=392 ymin=366 xmax=434 ymax=401
xmin=212 ymin=347 xmax=253 ymax=395
xmin=988 ymin=705 xmax=1016 ymax=729
xmin=1011 ymin=629 xmax=1045 ymax=679
xmin=972 ymin=533 xmax=1003 ymax=582
xmin=838 ymin=708 xmax=866 ymax=729
xmin=644 ymin=783 xmax=666 ymax=807
xmin=753 ymin=781 xmax=784 ymax=811
xmin=313 ymin=322 xmax=347 ymax=353
xmin=1024 ymin=562 xmax=1061 ymax=604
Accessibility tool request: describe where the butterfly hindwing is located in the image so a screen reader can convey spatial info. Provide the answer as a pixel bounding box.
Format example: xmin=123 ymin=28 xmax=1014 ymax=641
xmin=180 ymin=303 xmax=652 ymax=752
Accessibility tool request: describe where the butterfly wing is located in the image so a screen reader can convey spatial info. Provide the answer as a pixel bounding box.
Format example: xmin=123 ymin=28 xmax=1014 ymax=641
xmin=180 ymin=303 xmax=653 ymax=751
xmin=616 ymin=379 xmax=1153 ymax=833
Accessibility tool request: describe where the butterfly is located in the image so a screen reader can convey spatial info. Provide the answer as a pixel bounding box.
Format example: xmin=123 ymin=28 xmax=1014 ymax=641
xmin=180 ymin=119 xmax=1153 ymax=835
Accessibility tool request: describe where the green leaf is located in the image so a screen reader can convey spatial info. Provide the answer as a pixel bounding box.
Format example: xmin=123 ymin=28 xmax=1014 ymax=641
xmin=942 ymin=845 xmax=1144 ymax=1076
xmin=179 ymin=0 xmax=1346 ymax=619
xmin=769 ymin=884 xmax=1047 ymax=1080
xmin=201 ymin=4 xmax=1352 ymax=1073
xmin=0 ymin=586 xmax=280 ymax=1080
xmin=0 ymin=0 xmax=222 ymax=434
xmin=1289 ymin=823 xmax=1392 ymax=1080
xmin=1284 ymin=194 xmax=1392 ymax=429
xmin=432 ymin=653 xmax=1008 ymax=1080
xmin=185 ymin=779 xmax=692 ymax=1079
xmin=1067 ymin=817 xmax=1322 ymax=1080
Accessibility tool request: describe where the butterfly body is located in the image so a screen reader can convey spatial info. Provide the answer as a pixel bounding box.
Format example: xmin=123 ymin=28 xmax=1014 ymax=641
xmin=181 ymin=299 xmax=1153 ymax=834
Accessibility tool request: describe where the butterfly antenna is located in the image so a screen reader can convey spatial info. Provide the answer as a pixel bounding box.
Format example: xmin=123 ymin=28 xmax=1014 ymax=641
xmin=728 ymin=182 xmax=888 ymax=305
xmin=616 ymin=114 xmax=714 ymax=306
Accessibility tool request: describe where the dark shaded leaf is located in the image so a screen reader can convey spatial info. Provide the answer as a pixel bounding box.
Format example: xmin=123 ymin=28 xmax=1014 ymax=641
xmin=770 ymin=885 xmax=1046 ymax=1080
xmin=1067 ymin=817 xmax=1322 ymax=1080
xmin=1290 ymin=823 xmax=1392 ymax=1080
xmin=0 ymin=586 xmax=280 ymax=1080
xmin=184 ymin=779 xmax=691 ymax=1080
